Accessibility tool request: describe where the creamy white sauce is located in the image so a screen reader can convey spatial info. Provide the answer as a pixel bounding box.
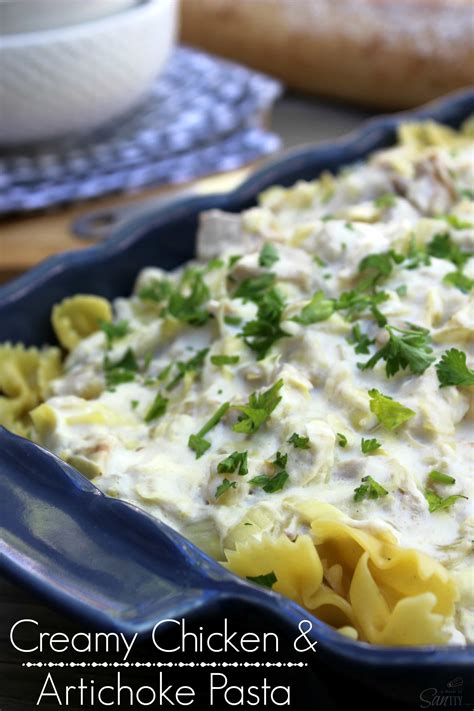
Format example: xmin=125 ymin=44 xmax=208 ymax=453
xmin=44 ymin=136 xmax=474 ymax=644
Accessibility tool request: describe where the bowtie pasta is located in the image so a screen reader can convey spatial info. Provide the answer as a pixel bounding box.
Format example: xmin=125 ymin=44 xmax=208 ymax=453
xmin=2 ymin=119 xmax=473 ymax=646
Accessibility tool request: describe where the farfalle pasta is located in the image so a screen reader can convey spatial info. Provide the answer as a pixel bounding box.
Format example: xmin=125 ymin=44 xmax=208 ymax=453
xmin=51 ymin=294 xmax=112 ymax=350
xmin=0 ymin=344 xmax=61 ymax=437
xmin=1 ymin=119 xmax=473 ymax=647
xmin=224 ymin=501 xmax=457 ymax=645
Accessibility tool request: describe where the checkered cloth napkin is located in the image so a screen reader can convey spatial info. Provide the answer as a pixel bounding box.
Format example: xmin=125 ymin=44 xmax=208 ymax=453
xmin=0 ymin=47 xmax=282 ymax=215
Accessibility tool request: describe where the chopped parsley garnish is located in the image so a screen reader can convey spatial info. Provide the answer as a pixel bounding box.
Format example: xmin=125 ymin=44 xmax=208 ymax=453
xmin=395 ymin=284 xmax=407 ymax=297
xmin=145 ymin=393 xmax=169 ymax=422
xmin=233 ymin=379 xmax=283 ymax=434
xmin=428 ymin=470 xmax=455 ymax=486
xmin=211 ymin=355 xmax=240 ymax=366
xmin=188 ymin=402 xmax=230 ymax=458
xmin=259 ymin=243 xmax=279 ymax=268
xmin=424 ymin=490 xmax=468 ymax=514
xmin=217 ymin=451 xmax=248 ymax=476
xmin=157 ymin=363 xmax=173 ymax=382
xmin=131 ymin=400 xmax=139 ymax=410
xmin=228 ymin=254 xmax=242 ymax=269
xmin=224 ymin=314 xmax=242 ymax=326
xmin=404 ymin=238 xmax=431 ymax=270
xmin=368 ymin=389 xmax=415 ymax=430
xmin=443 ymin=270 xmax=474 ymax=293
xmin=358 ymin=250 xmax=403 ymax=288
xmin=138 ymin=279 xmax=172 ymax=303
xmin=167 ymin=271 xmax=211 ymax=326
xmin=233 ymin=273 xmax=276 ymax=302
xmin=100 ymin=319 xmax=129 ymax=346
xmin=347 ymin=324 xmax=374 ymax=354
xmin=345 ymin=222 xmax=354 ymax=231
xmin=288 ymin=433 xmax=310 ymax=449
xmin=166 ymin=348 xmax=209 ymax=391
xmin=240 ymin=287 xmax=288 ymax=359
xmin=291 ymin=291 xmax=335 ymax=325
xmin=361 ymin=437 xmax=382 ymax=454
xmin=104 ymin=348 xmax=139 ymax=387
xmin=250 ymin=470 xmax=289 ymax=493
xmin=215 ymin=479 xmax=237 ymax=499
xmin=250 ymin=451 xmax=289 ymax=493
xmin=313 ymin=255 xmax=326 ymax=267
xmin=359 ymin=324 xmax=435 ymax=376
xmin=334 ymin=289 xmax=388 ymax=326
xmin=374 ymin=193 xmax=396 ymax=209
xmin=459 ymin=188 xmax=474 ymax=200
xmin=205 ymin=258 xmax=224 ymax=272
xmin=354 ymin=475 xmax=388 ymax=502
xmin=273 ymin=451 xmax=288 ymax=469
xmin=246 ymin=571 xmax=277 ymax=589
xmin=439 ymin=215 xmax=473 ymax=231
xmin=426 ymin=232 xmax=473 ymax=268
xmin=336 ymin=432 xmax=347 ymax=448
xmin=435 ymin=348 xmax=474 ymax=388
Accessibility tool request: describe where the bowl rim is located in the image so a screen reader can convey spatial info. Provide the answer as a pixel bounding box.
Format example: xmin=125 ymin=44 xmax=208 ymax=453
xmin=0 ymin=0 xmax=174 ymax=47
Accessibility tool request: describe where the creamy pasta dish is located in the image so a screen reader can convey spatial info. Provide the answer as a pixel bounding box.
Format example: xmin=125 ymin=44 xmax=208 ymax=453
xmin=1 ymin=120 xmax=473 ymax=647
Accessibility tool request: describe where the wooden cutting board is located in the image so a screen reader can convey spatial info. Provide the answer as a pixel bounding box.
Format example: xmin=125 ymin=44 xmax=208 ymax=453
xmin=0 ymin=169 xmax=250 ymax=283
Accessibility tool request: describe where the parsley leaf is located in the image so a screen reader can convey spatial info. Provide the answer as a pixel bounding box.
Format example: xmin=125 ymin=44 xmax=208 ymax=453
xmin=354 ymin=475 xmax=388 ymax=502
xmin=224 ymin=315 xmax=242 ymax=326
xmin=246 ymin=571 xmax=277 ymax=589
xmin=104 ymin=348 xmax=139 ymax=387
xmin=443 ymin=271 xmax=474 ymax=293
xmin=233 ymin=273 xmax=276 ymax=302
xmin=233 ymin=380 xmax=283 ymax=434
xmin=428 ymin=470 xmax=455 ymax=486
xmin=436 ymin=348 xmax=474 ymax=388
xmin=273 ymin=451 xmax=288 ymax=469
xmin=288 ymin=433 xmax=310 ymax=449
xmin=374 ymin=193 xmax=397 ymax=209
xmin=145 ymin=393 xmax=169 ymax=422
xmin=240 ymin=288 xmax=288 ymax=360
xmin=217 ymin=451 xmax=248 ymax=476
xmin=439 ymin=215 xmax=473 ymax=230
xmin=215 ymin=479 xmax=237 ymax=499
xmin=291 ymin=291 xmax=335 ymax=325
xmin=368 ymin=389 xmax=415 ymax=430
xmin=358 ymin=250 xmax=403 ymax=288
xmin=100 ymin=319 xmax=129 ymax=346
xmin=138 ymin=279 xmax=172 ymax=303
xmin=166 ymin=348 xmax=209 ymax=391
xmin=211 ymin=355 xmax=240 ymax=366
xmin=424 ymin=490 xmax=468 ymax=514
xmin=168 ymin=271 xmax=211 ymax=326
xmin=336 ymin=432 xmax=347 ymax=448
xmin=359 ymin=324 xmax=435 ymax=376
xmin=334 ymin=289 xmax=388 ymax=326
xmin=347 ymin=324 xmax=374 ymax=354
xmin=361 ymin=437 xmax=382 ymax=454
xmin=188 ymin=402 xmax=230 ymax=459
xmin=259 ymin=243 xmax=279 ymax=268
xmin=250 ymin=470 xmax=289 ymax=493
xmin=427 ymin=233 xmax=473 ymax=268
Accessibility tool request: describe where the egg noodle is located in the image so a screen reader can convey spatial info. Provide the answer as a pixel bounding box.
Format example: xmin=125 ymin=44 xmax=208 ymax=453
xmin=1 ymin=120 xmax=473 ymax=646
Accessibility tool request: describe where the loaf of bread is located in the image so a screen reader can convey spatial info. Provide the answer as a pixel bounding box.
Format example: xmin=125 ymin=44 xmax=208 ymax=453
xmin=180 ymin=0 xmax=474 ymax=109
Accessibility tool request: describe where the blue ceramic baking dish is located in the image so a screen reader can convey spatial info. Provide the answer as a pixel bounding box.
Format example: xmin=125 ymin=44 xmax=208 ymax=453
xmin=0 ymin=90 xmax=473 ymax=701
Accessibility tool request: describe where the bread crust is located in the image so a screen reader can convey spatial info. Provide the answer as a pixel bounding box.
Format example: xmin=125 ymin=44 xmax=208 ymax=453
xmin=180 ymin=0 xmax=474 ymax=109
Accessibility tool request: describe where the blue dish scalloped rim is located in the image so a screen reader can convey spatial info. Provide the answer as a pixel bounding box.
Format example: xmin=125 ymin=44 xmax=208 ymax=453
xmin=0 ymin=90 xmax=473 ymax=692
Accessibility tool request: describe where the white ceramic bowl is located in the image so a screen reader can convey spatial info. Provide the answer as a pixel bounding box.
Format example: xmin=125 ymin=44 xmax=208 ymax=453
xmin=0 ymin=0 xmax=178 ymax=145
xmin=0 ymin=0 xmax=138 ymax=35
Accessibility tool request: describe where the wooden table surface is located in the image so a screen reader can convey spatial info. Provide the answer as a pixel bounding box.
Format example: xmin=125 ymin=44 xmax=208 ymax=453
xmin=0 ymin=95 xmax=374 ymax=711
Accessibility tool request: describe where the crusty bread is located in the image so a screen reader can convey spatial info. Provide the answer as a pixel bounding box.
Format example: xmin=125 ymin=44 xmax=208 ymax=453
xmin=180 ymin=0 xmax=474 ymax=109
